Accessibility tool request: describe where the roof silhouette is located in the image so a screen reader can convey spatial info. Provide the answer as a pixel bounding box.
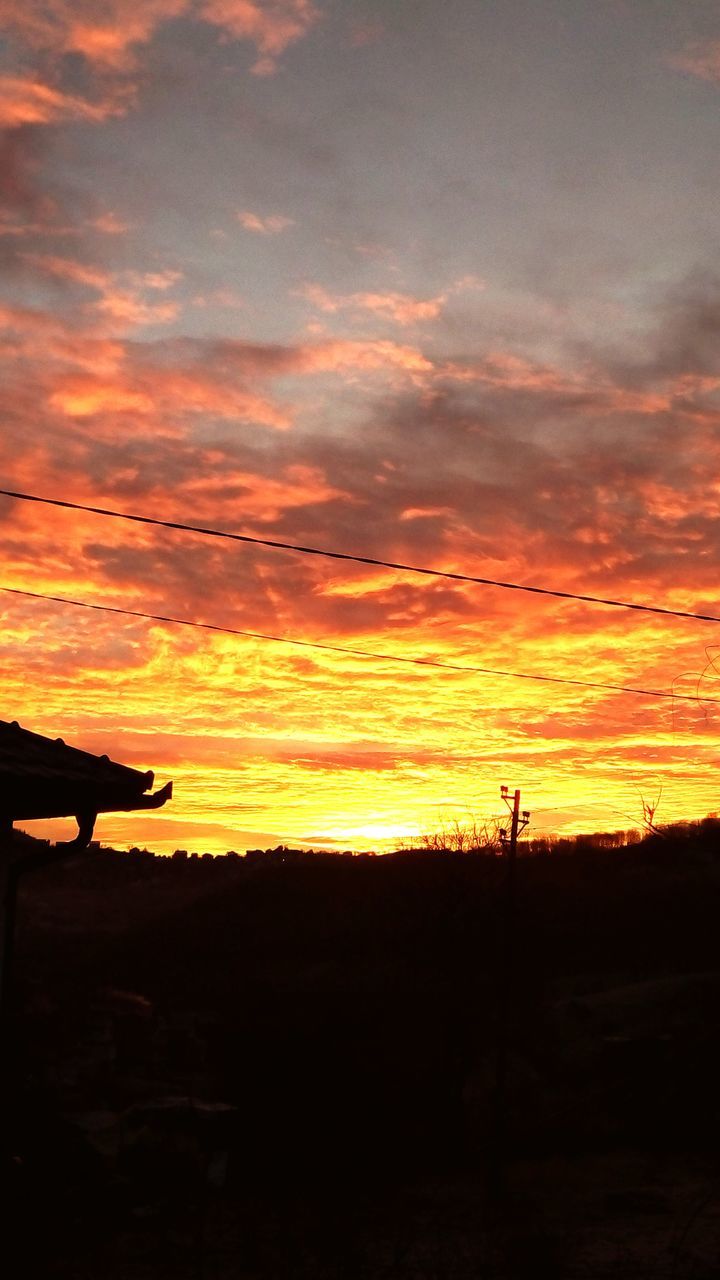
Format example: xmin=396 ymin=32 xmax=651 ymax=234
xmin=0 ymin=719 xmax=172 ymax=823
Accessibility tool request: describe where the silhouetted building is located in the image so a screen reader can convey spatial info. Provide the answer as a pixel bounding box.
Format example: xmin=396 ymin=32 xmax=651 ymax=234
xmin=0 ymin=717 xmax=172 ymax=843
xmin=0 ymin=717 xmax=173 ymax=1025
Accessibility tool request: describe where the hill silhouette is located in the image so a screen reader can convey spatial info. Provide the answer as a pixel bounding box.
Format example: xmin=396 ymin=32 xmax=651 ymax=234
xmin=5 ymin=823 xmax=720 ymax=1276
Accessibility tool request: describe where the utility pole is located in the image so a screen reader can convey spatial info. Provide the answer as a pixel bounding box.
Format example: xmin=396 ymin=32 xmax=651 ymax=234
xmin=488 ymin=785 xmax=530 ymax=1200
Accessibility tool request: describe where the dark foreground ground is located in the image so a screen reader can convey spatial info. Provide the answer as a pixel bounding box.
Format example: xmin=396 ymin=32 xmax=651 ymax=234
xmin=3 ymin=833 xmax=720 ymax=1277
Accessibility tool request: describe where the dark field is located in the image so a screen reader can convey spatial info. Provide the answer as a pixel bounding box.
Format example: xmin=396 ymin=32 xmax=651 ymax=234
xmin=4 ymin=833 xmax=720 ymax=1277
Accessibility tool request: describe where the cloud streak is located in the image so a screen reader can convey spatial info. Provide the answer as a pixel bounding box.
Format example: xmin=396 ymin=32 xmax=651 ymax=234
xmin=238 ymin=209 xmax=295 ymax=234
xmin=299 ymin=282 xmax=448 ymax=326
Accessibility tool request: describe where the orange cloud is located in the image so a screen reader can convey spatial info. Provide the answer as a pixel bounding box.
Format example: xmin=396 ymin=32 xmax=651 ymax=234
xmin=400 ymin=507 xmax=454 ymax=521
xmin=0 ymin=305 xmax=439 ymax=454
xmin=441 ymin=350 xmax=586 ymax=393
xmin=0 ymin=303 xmax=128 ymax=374
xmin=299 ymin=282 xmax=447 ymax=326
xmin=21 ymin=252 xmax=110 ymax=289
xmin=5 ymin=277 xmax=720 ymax=840
xmin=201 ymin=0 xmax=321 ymax=74
xmin=296 ymin=338 xmax=433 ymax=375
xmin=48 ymin=366 xmax=291 ymax=430
xmin=182 ymin=463 xmax=352 ymax=520
xmin=0 ymin=0 xmax=321 ymax=115
xmin=94 ymin=290 xmax=179 ymax=328
xmin=192 ymin=287 xmax=245 ymax=309
xmin=87 ymin=211 xmax=132 ymax=235
xmin=141 ymin=270 xmax=183 ymax=289
xmin=49 ymin=382 xmax=156 ymax=418
xmin=0 ymin=0 xmax=186 ymax=70
xmin=238 ymin=210 xmax=295 ymax=234
xmin=0 ymin=74 xmax=127 ymax=126
xmin=21 ymin=253 xmax=183 ymax=331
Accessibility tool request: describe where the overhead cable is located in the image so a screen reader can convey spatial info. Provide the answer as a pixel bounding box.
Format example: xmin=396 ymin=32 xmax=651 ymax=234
xmin=2 ymin=488 xmax=720 ymax=626
xmin=2 ymin=584 xmax=716 ymax=704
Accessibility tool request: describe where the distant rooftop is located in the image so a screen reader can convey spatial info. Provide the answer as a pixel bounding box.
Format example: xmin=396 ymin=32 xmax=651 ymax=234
xmin=0 ymin=719 xmax=172 ymax=824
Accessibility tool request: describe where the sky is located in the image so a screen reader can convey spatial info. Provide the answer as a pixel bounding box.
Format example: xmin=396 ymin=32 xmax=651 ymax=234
xmin=3 ymin=0 xmax=720 ymax=853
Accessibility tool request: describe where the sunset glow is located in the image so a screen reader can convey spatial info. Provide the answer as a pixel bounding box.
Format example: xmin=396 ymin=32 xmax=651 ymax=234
xmin=3 ymin=1 xmax=720 ymax=852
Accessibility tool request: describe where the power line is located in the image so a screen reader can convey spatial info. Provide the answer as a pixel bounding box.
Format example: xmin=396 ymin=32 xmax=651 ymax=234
xmin=2 ymin=487 xmax=720 ymax=626
xmin=2 ymin=584 xmax=716 ymax=704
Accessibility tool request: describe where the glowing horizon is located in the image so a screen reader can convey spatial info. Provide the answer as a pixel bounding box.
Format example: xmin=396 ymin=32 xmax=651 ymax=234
xmin=3 ymin=1 xmax=720 ymax=854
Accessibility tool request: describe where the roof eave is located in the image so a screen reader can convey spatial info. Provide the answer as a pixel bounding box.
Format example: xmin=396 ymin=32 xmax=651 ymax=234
xmin=1 ymin=780 xmax=173 ymax=823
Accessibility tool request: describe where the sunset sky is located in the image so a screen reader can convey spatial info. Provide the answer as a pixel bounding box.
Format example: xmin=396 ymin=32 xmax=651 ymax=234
xmin=3 ymin=0 xmax=720 ymax=853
